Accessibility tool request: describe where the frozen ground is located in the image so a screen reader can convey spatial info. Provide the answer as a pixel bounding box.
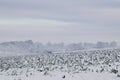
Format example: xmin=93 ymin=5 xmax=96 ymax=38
xmin=0 ymin=48 xmax=120 ymax=80
xmin=0 ymin=70 xmax=119 ymax=80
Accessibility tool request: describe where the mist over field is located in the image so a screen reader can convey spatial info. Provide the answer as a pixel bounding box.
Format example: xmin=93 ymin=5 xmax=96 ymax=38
xmin=0 ymin=40 xmax=118 ymax=54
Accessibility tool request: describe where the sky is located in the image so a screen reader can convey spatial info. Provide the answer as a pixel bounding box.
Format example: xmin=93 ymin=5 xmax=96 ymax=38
xmin=0 ymin=0 xmax=120 ymax=43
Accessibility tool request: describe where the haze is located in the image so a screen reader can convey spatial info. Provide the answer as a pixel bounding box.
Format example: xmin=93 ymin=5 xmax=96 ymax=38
xmin=0 ymin=0 xmax=120 ymax=43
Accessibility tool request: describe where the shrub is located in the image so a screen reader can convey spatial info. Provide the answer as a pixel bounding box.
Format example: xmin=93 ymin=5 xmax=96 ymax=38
xmin=111 ymin=69 xmax=118 ymax=74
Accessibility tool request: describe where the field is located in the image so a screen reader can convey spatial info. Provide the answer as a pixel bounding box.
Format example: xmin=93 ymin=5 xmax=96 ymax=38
xmin=0 ymin=48 xmax=120 ymax=80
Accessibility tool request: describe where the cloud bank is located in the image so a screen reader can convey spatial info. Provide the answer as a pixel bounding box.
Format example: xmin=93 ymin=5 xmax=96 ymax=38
xmin=0 ymin=0 xmax=120 ymax=43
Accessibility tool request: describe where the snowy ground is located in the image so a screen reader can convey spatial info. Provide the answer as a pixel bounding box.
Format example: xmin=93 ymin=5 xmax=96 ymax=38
xmin=0 ymin=48 xmax=120 ymax=80
xmin=0 ymin=70 xmax=120 ymax=80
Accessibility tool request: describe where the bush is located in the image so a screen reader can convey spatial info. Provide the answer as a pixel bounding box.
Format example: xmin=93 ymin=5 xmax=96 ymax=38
xmin=111 ymin=69 xmax=118 ymax=74
xmin=117 ymin=74 xmax=120 ymax=77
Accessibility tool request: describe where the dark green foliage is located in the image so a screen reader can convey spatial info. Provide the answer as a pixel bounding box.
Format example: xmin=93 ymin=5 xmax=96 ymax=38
xmin=111 ymin=69 xmax=118 ymax=74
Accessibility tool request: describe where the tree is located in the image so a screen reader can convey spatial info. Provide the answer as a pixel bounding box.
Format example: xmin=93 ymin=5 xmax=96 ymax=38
xmin=110 ymin=41 xmax=117 ymax=47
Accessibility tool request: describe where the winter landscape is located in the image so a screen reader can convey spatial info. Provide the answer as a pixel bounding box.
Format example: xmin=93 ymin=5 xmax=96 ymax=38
xmin=0 ymin=40 xmax=120 ymax=80
xmin=1 ymin=0 xmax=120 ymax=80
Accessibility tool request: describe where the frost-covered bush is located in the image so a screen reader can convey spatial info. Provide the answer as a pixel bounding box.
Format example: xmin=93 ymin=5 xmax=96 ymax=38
xmin=0 ymin=48 xmax=120 ymax=75
xmin=111 ymin=69 xmax=118 ymax=74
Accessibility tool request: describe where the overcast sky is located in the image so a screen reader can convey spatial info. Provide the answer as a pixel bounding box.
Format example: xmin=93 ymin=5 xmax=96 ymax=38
xmin=0 ymin=0 xmax=120 ymax=43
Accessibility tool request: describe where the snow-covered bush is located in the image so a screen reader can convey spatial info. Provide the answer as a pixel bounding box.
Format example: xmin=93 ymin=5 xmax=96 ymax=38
xmin=0 ymin=48 xmax=120 ymax=76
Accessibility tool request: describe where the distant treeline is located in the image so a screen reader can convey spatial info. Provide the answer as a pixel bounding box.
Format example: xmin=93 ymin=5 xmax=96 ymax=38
xmin=0 ymin=40 xmax=118 ymax=53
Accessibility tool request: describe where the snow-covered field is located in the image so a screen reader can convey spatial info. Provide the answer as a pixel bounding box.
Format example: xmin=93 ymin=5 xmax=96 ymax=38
xmin=0 ymin=70 xmax=119 ymax=80
xmin=0 ymin=48 xmax=120 ymax=80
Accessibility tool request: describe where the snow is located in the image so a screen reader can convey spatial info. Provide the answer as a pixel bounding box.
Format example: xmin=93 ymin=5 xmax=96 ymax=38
xmin=0 ymin=70 xmax=119 ymax=80
xmin=0 ymin=48 xmax=120 ymax=80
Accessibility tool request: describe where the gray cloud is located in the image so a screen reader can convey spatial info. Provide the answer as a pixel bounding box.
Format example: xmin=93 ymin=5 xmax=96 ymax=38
xmin=0 ymin=0 xmax=120 ymax=43
xmin=0 ymin=0 xmax=120 ymax=26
